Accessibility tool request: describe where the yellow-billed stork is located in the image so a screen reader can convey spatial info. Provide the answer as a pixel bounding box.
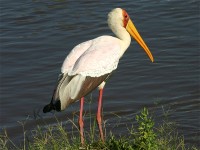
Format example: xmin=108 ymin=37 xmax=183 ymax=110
xmin=43 ymin=8 xmax=154 ymax=145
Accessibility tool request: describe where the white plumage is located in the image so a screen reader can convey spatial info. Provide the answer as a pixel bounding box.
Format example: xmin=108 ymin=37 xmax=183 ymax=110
xmin=43 ymin=8 xmax=154 ymax=145
xmin=62 ymin=36 xmax=121 ymax=77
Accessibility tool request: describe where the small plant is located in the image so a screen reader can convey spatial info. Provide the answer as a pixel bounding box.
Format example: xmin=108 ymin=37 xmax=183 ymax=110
xmin=104 ymin=107 xmax=158 ymax=150
xmin=133 ymin=107 xmax=158 ymax=150
xmin=106 ymin=134 xmax=133 ymax=150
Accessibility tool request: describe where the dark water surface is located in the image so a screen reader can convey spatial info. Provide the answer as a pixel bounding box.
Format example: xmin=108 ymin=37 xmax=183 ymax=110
xmin=0 ymin=0 xmax=199 ymax=147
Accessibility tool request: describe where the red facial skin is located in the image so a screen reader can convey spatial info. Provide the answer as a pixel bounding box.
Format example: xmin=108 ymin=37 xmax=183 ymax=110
xmin=122 ymin=9 xmax=130 ymax=27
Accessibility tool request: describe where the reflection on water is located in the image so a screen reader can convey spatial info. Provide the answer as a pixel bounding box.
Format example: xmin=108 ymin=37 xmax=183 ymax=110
xmin=0 ymin=0 xmax=199 ymax=147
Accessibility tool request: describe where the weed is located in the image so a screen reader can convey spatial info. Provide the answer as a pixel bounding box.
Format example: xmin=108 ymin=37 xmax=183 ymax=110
xmin=0 ymin=107 xmax=197 ymax=150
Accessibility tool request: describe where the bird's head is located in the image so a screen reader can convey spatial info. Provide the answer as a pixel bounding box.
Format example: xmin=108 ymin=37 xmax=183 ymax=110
xmin=108 ymin=8 xmax=154 ymax=62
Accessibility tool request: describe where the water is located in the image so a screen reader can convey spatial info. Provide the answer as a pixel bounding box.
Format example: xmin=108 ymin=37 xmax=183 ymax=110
xmin=0 ymin=0 xmax=199 ymax=147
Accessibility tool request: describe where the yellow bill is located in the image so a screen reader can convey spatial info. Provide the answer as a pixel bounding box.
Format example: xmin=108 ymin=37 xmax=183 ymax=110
xmin=126 ymin=19 xmax=154 ymax=62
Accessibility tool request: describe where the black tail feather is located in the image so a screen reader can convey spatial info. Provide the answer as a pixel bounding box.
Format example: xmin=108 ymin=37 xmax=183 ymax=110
xmin=43 ymin=91 xmax=55 ymax=113
xmin=43 ymin=74 xmax=64 ymax=113
xmin=43 ymin=103 xmax=54 ymax=113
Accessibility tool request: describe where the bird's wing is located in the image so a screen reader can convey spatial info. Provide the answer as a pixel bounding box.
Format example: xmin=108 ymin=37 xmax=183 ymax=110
xmin=68 ymin=36 xmax=121 ymax=77
xmin=51 ymin=73 xmax=110 ymax=110
xmin=61 ymin=40 xmax=93 ymax=73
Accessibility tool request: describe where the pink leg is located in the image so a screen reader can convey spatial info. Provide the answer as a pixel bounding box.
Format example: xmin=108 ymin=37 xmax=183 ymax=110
xmin=97 ymin=88 xmax=104 ymax=142
xmin=79 ymin=97 xmax=84 ymax=145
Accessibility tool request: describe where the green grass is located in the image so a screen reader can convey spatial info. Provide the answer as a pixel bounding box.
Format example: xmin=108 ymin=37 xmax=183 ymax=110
xmin=0 ymin=107 xmax=198 ymax=150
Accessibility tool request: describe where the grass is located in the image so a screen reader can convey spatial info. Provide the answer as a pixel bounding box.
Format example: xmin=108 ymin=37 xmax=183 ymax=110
xmin=0 ymin=107 xmax=198 ymax=150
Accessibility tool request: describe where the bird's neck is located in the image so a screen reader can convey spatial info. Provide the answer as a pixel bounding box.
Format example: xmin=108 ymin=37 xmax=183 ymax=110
xmin=112 ymin=25 xmax=131 ymax=57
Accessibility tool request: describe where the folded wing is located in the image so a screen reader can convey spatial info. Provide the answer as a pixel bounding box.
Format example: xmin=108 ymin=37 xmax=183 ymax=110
xmin=51 ymin=36 xmax=122 ymax=110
